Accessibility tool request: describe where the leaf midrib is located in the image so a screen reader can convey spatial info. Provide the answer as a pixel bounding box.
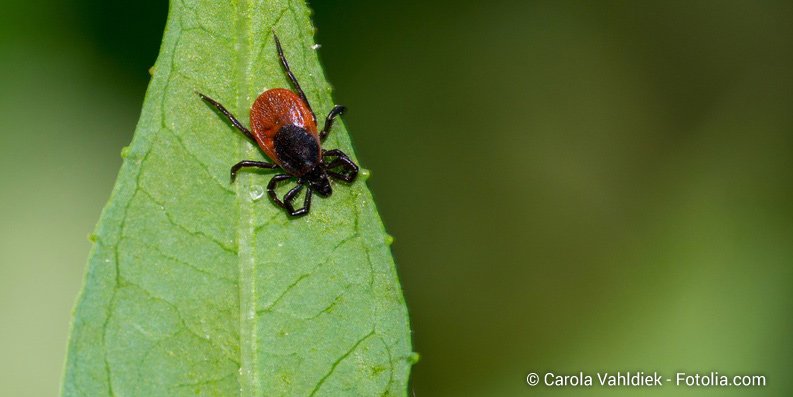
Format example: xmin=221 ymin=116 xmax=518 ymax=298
xmin=234 ymin=0 xmax=260 ymax=395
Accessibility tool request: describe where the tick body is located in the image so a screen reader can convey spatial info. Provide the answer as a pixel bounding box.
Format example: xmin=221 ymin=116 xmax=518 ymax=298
xmin=198 ymin=34 xmax=358 ymax=217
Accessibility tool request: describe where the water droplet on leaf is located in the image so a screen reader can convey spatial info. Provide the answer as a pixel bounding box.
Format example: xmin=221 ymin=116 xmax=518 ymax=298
xmin=249 ymin=185 xmax=265 ymax=201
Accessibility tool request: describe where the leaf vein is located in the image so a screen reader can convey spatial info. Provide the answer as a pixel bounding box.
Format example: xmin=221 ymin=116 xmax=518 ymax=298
xmin=136 ymin=187 xmax=237 ymax=253
xmin=257 ymin=233 xmax=360 ymax=314
xmin=162 ymin=126 xmax=235 ymax=193
xmin=309 ymin=330 xmax=376 ymax=397
xmin=125 ymin=235 xmax=236 ymax=284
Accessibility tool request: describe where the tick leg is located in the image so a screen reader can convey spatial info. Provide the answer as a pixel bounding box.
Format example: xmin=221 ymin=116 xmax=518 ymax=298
xmin=283 ymin=183 xmax=313 ymax=217
xmin=272 ymin=32 xmax=316 ymax=124
xmin=292 ymin=187 xmax=313 ymax=217
xmin=319 ymin=105 xmax=346 ymax=141
xmin=197 ymin=93 xmax=256 ymax=142
xmin=267 ymin=174 xmax=312 ymax=217
xmin=283 ymin=183 xmax=304 ymax=205
xmin=267 ymin=174 xmax=293 ymax=210
xmin=230 ymin=160 xmax=279 ymax=182
xmin=323 ymin=149 xmax=359 ymax=182
xmin=327 ymin=170 xmax=356 ymax=183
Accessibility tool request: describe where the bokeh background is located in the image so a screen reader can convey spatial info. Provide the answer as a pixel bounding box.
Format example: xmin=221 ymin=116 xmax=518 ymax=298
xmin=2 ymin=0 xmax=792 ymax=396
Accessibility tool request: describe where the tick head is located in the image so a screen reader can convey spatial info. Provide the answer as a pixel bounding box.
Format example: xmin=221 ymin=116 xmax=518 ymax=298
xmin=306 ymin=168 xmax=332 ymax=197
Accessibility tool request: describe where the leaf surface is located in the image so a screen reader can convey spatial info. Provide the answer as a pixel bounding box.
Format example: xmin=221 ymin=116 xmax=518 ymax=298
xmin=61 ymin=1 xmax=413 ymax=395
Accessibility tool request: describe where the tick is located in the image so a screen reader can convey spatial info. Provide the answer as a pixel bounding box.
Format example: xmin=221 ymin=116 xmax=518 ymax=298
xmin=198 ymin=33 xmax=358 ymax=217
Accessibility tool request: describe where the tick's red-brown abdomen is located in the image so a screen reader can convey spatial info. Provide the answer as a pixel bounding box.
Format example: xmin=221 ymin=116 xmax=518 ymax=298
xmin=249 ymin=88 xmax=318 ymax=166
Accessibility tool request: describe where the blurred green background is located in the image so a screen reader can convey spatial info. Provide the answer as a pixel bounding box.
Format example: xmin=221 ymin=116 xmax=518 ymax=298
xmin=2 ymin=0 xmax=792 ymax=396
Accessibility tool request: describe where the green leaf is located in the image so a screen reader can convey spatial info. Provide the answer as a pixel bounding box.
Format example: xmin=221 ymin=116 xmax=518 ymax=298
xmin=61 ymin=1 xmax=413 ymax=396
